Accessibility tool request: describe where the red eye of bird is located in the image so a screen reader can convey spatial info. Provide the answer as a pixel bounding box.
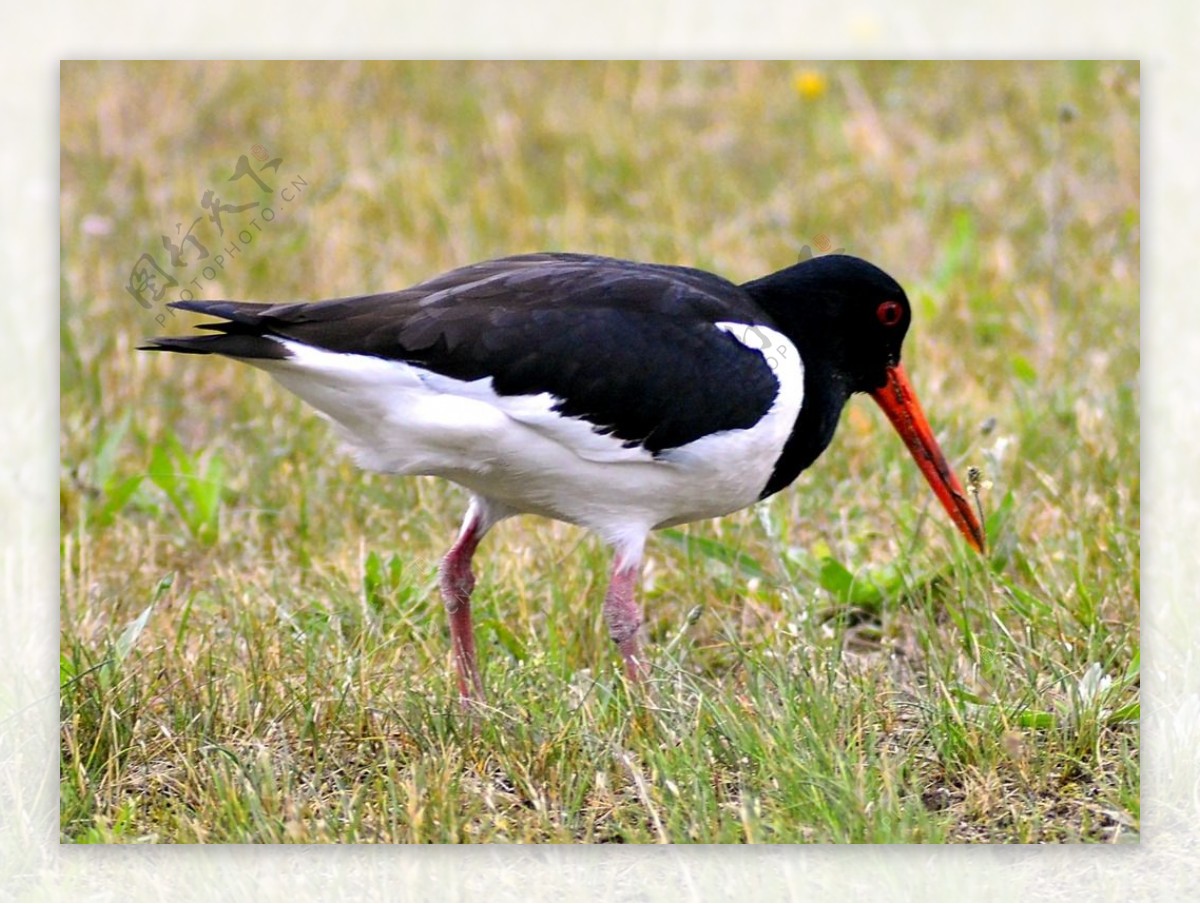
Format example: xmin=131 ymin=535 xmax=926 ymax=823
xmin=877 ymin=300 xmax=904 ymax=327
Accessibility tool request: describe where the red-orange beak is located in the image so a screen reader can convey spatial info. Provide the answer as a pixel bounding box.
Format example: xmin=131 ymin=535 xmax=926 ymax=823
xmin=869 ymin=363 xmax=986 ymax=553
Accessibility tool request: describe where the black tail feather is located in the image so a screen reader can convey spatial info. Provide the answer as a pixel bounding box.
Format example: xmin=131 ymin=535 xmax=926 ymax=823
xmin=139 ymin=334 xmax=290 ymax=359
xmin=141 ymin=300 xmax=293 ymax=359
xmin=168 ymin=299 xmax=276 ymax=321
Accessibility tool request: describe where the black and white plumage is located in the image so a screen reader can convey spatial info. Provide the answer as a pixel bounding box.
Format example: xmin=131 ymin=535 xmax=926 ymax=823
xmin=143 ymin=252 xmax=984 ymax=698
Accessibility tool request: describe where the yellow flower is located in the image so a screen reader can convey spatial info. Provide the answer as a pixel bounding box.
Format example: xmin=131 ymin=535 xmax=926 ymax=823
xmin=793 ymin=70 xmax=828 ymax=100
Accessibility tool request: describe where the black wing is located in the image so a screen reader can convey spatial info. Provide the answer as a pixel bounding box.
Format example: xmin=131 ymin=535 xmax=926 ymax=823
xmin=146 ymin=253 xmax=783 ymax=455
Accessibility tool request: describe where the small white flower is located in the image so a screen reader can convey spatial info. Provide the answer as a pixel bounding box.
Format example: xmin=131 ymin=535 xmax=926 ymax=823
xmin=1076 ymin=662 xmax=1113 ymax=709
xmin=986 ymin=434 xmax=1014 ymax=466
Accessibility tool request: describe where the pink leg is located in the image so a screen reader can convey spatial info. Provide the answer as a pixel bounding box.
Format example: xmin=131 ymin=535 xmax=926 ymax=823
xmin=602 ymin=537 xmax=650 ymax=682
xmin=439 ymin=498 xmax=503 ymax=701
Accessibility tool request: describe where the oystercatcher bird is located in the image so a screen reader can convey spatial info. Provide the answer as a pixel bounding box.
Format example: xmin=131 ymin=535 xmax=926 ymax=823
xmin=143 ymin=252 xmax=984 ymax=699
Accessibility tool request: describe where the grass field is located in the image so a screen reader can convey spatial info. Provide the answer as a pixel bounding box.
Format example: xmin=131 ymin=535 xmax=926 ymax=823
xmin=59 ymin=60 xmax=1139 ymax=843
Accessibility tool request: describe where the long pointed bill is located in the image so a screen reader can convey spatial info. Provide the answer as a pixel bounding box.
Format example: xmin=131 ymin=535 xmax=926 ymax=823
xmin=869 ymin=363 xmax=986 ymax=553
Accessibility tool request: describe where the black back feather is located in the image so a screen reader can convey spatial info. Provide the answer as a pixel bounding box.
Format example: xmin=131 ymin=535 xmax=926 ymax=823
xmin=143 ymin=253 xmax=783 ymax=457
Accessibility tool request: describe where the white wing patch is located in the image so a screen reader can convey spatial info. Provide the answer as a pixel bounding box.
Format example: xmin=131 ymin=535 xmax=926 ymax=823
xmin=254 ymin=338 xmax=652 ymax=472
xmin=411 ymin=369 xmax=651 ymax=465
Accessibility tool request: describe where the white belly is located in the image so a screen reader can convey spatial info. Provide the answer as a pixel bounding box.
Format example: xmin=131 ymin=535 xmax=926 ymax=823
xmin=250 ymin=330 xmax=804 ymax=545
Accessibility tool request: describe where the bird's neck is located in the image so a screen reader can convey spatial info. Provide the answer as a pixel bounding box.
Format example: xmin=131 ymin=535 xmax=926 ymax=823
xmin=758 ymin=357 xmax=850 ymax=499
xmin=742 ymin=268 xmax=859 ymax=498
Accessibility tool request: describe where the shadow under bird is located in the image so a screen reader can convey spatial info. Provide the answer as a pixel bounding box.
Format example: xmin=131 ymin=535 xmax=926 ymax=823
xmin=143 ymin=251 xmax=985 ymax=700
